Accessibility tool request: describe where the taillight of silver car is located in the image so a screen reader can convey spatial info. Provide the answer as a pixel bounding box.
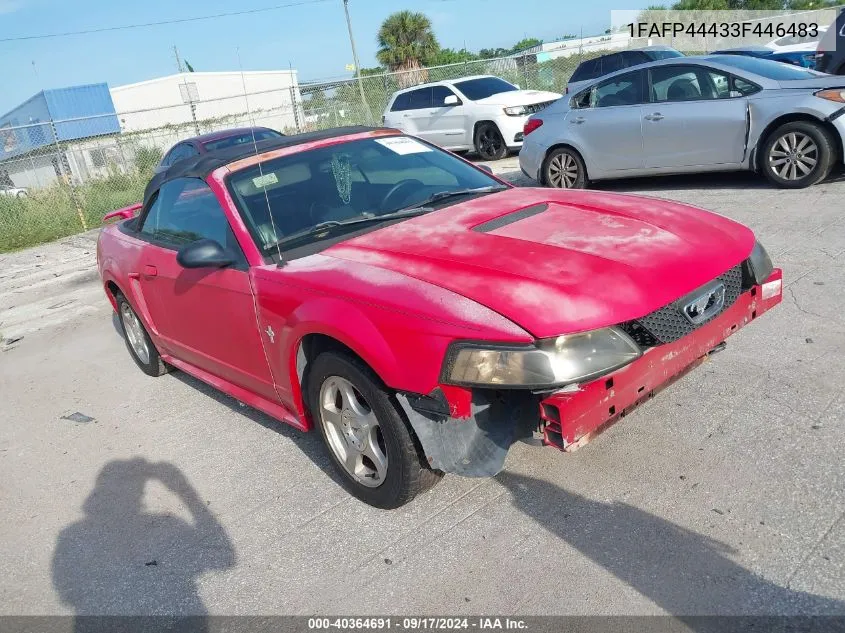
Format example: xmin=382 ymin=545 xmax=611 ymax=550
xmin=523 ymin=119 xmax=544 ymax=136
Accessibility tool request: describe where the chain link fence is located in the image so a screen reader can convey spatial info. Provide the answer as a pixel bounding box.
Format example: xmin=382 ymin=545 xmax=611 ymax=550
xmin=0 ymin=31 xmax=778 ymax=251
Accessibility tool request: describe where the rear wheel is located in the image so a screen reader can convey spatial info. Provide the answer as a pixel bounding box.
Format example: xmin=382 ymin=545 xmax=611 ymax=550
xmin=307 ymin=351 xmax=441 ymax=508
xmin=474 ymin=122 xmax=507 ymax=161
xmin=760 ymin=121 xmax=835 ymax=189
xmin=543 ymin=147 xmax=587 ymax=189
xmin=115 ymin=292 xmax=168 ymax=377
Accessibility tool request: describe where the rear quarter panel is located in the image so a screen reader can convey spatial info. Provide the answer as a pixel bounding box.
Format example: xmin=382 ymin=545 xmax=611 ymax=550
xmin=97 ymin=223 xmax=158 ymax=333
xmin=747 ymin=91 xmax=845 ymax=165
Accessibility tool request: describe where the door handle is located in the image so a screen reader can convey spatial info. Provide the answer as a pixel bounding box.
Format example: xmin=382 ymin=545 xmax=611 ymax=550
xmin=143 ymin=264 xmax=158 ymax=278
xmin=644 ymin=112 xmax=664 ymax=121
xmin=571 ymin=116 xmax=586 ymax=124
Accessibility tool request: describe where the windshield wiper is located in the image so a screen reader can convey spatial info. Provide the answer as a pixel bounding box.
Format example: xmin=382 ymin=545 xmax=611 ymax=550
xmin=398 ymin=185 xmax=507 ymax=211
xmin=266 ymin=208 xmax=431 ymax=252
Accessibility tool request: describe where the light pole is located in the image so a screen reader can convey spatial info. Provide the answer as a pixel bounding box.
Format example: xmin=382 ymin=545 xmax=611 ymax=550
xmin=342 ymin=0 xmax=373 ymax=124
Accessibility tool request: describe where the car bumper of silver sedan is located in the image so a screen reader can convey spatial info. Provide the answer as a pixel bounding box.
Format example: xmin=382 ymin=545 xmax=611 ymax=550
xmin=517 ymin=136 xmax=544 ymax=183
xmin=826 ymin=106 xmax=845 ymax=163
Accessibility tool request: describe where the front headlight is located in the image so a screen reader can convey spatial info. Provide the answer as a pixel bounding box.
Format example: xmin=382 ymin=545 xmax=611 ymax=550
xmin=748 ymin=240 xmax=774 ymax=285
xmin=814 ymin=89 xmax=845 ymax=103
xmin=503 ymin=105 xmax=528 ymax=116
xmin=441 ymin=327 xmax=642 ymax=389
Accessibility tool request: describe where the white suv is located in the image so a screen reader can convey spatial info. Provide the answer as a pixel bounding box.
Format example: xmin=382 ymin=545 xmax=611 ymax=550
xmin=382 ymin=75 xmax=560 ymax=160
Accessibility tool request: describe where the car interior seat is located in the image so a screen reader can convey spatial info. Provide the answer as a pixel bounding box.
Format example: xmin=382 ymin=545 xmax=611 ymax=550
xmin=666 ymin=78 xmax=702 ymax=101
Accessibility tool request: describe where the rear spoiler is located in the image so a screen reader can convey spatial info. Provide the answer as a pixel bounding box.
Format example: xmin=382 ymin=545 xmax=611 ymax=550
xmin=103 ymin=202 xmax=142 ymax=223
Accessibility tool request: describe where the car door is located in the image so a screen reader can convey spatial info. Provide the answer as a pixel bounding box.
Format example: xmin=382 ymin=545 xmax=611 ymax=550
xmin=399 ymin=88 xmax=437 ymax=143
xmin=567 ymin=70 xmax=646 ymax=173
xmin=642 ymin=65 xmax=748 ymax=169
xmin=133 ymin=177 xmax=278 ymax=402
xmin=427 ymin=85 xmax=469 ymax=148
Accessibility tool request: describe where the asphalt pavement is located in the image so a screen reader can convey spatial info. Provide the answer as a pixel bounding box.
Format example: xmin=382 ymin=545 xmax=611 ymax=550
xmin=1 ymin=161 xmax=843 ymax=617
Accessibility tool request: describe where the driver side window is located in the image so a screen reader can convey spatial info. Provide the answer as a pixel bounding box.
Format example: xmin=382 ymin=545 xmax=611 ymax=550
xmin=139 ymin=178 xmax=237 ymax=250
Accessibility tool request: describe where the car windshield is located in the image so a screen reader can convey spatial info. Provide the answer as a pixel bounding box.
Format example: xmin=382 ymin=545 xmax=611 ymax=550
xmin=453 ymin=77 xmax=518 ymax=100
xmin=707 ymin=55 xmax=822 ymax=79
xmin=227 ymin=135 xmax=503 ymax=255
xmin=203 ymin=129 xmax=282 ymax=151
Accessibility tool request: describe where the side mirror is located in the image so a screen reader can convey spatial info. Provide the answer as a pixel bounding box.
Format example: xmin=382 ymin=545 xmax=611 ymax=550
xmin=443 ymin=95 xmax=460 ymax=106
xmin=477 ymin=164 xmax=494 ymax=174
xmin=176 ymin=239 xmax=235 ymax=269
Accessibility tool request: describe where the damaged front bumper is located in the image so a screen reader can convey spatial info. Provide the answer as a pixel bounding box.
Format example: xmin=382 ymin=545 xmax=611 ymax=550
xmin=398 ymin=269 xmax=783 ymax=476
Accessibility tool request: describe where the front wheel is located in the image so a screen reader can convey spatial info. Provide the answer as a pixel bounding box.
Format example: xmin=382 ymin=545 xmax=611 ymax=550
xmin=474 ymin=123 xmax=507 ymax=161
xmin=760 ymin=121 xmax=835 ymax=189
xmin=307 ymin=352 xmax=441 ymax=508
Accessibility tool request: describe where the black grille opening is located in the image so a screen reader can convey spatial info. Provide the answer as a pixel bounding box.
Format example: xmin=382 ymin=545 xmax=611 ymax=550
xmin=619 ymin=321 xmax=660 ymax=348
xmin=524 ymin=100 xmax=556 ymax=115
xmin=622 ymin=264 xmax=744 ymax=347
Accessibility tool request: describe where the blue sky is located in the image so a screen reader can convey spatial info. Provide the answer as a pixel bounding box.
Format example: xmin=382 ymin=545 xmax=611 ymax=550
xmin=0 ymin=0 xmax=646 ymax=112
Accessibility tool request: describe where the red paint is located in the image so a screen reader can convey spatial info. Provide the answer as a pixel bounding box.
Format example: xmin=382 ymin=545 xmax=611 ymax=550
xmin=103 ymin=203 xmax=142 ymax=222
xmin=97 ymin=128 xmax=779 ymax=450
xmin=524 ymin=119 xmax=543 ymax=136
xmin=329 ymin=188 xmax=755 ymax=338
xmin=540 ymin=269 xmax=783 ymax=449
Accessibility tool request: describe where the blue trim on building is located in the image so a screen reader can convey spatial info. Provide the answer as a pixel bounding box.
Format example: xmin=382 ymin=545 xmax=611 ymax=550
xmin=0 ymin=83 xmax=119 ymax=161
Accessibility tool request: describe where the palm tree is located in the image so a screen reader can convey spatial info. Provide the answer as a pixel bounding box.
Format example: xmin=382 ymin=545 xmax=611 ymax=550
xmin=376 ymin=11 xmax=439 ymax=87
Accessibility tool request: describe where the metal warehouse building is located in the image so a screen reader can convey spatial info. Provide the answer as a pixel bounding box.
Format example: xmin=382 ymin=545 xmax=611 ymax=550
xmin=0 ymin=83 xmax=120 ymax=189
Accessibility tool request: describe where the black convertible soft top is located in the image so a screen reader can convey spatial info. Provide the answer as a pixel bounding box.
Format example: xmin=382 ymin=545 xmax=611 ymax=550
xmin=142 ymin=126 xmax=396 ymax=205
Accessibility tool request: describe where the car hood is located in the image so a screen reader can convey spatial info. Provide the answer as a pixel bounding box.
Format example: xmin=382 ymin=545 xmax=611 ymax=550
xmin=474 ymin=89 xmax=561 ymax=107
xmin=326 ymin=188 xmax=755 ymax=338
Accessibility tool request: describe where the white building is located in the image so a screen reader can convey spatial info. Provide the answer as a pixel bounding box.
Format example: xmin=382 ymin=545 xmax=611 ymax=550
xmin=110 ymin=70 xmax=304 ymax=135
xmin=536 ymin=33 xmax=633 ymax=61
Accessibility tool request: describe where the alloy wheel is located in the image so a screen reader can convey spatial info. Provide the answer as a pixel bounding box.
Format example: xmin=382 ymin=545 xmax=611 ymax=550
xmin=548 ymin=152 xmax=579 ymax=188
xmin=478 ymin=128 xmax=504 ymax=158
xmin=318 ymin=376 xmax=388 ymax=488
xmin=768 ymin=131 xmax=818 ymax=181
xmin=120 ymin=303 xmax=150 ymax=365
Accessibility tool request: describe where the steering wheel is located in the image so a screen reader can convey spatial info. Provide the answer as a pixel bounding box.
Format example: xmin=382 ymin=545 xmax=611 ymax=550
xmin=381 ymin=179 xmax=424 ymax=211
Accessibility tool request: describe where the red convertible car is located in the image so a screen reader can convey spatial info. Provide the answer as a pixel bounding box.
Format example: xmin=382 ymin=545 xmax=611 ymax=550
xmin=98 ymin=127 xmax=783 ymax=508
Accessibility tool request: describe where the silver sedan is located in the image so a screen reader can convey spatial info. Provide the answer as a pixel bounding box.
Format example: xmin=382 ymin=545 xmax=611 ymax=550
xmin=519 ymin=55 xmax=845 ymax=189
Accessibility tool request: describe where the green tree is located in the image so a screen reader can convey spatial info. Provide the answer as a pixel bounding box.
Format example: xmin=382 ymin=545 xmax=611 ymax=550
xmin=510 ymin=37 xmax=543 ymax=52
xmin=307 ymin=88 xmax=327 ymax=110
xmin=430 ymin=47 xmax=478 ymax=66
xmin=376 ymin=11 xmax=440 ymax=72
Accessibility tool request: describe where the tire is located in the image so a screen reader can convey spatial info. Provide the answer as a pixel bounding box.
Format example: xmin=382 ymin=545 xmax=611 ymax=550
xmin=760 ymin=121 xmax=835 ymax=189
xmin=474 ymin=122 xmax=508 ymax=161
xmin=115 ymin=292 xmax=168 ymax=377
xmin=307 ymin=351 xmax=442 ymax=509
xmin=543 ymin=147 xmax=587 ymax=189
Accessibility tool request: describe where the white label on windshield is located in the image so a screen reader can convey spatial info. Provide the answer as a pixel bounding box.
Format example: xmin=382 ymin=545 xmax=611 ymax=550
xmin=252 ymin=173 xmax=278 ymax=188
xmin=375 ymin=137 xmax=431 ymax=155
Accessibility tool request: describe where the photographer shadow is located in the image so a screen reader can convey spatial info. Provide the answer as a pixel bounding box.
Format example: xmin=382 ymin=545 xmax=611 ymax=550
xmin=52 ymin=458 xmax=234 ymax=631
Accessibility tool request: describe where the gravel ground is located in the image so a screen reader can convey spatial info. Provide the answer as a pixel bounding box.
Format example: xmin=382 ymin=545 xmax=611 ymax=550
xmin=1 ymin=161 xmax=843 ymax=618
